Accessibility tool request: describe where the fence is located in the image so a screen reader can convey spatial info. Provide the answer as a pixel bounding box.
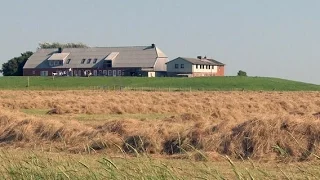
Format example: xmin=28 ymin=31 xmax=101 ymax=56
xmin=91 ymin=86 xmax=197 ymax=92
xmin=89 ymin=86 xmax=247 ymax=92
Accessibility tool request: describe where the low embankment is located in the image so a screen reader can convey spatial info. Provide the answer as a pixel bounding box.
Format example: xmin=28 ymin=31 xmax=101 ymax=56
xmin=0 ymin=76 xmax=319 ymax=91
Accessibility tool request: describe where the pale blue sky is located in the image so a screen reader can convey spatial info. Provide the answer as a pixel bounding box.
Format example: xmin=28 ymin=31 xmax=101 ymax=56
xmin=0 ymin=0 xmax=319 ymax=84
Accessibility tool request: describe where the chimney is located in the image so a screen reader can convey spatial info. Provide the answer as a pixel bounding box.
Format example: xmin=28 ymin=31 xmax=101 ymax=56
xmin=197 ymin=56 xmax=202 ymax=60
xmin=151 ymin=44 xmax=155 ymax=48
xmin=58 ymin=47 xmax=62 ymax=53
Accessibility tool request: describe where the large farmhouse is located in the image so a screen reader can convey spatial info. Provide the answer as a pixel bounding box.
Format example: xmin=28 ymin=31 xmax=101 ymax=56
xmin=23 ymin=44 xmax=168 ymax=77
xmin=166 ymin=56 xmax=225 ymax=77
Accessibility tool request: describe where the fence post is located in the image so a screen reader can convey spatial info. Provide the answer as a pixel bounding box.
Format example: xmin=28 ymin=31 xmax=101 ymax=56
xmin=27 ymin=76 xmax=30 ymax=87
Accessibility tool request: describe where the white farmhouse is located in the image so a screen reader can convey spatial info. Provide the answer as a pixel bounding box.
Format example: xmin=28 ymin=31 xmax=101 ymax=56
xmin=166 ymin=56 xmax=225 ymax=77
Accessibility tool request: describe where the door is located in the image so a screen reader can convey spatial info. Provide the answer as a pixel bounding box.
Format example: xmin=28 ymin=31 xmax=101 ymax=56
xmin=93 ymin=70 xmax=97 ymax=76
xmin=113 ymin=70 xmax=117 ymax=77
xmin=40 ymin=71 xmax=48 ymax=76
xmin=78 ymin=70 xmax=82 ymax=76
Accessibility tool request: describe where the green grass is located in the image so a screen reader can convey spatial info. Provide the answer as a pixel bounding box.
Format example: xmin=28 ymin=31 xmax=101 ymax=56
xmin=76 ymin=113 xmax=171 ymax=122
xmin=21 ymin=109 xmax=50 ymax=115
xmin=21 ymin=108 xmax=171 ymax=123
xmin=1 ymin=149 xmax=320 ymax=179
xmin=0 ymin=76 xmax=319 ymax=91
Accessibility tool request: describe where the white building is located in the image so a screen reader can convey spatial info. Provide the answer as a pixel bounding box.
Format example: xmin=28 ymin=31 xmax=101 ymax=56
xmin=166 ymin=57 xmax=225 ymax=77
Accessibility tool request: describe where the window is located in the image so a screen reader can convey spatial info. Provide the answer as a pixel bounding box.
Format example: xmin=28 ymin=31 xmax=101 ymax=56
xmin=81 ymin=59 xmax=86 ymax=64
xmin=208 ymin=65 xmax=211 ymax=69
xmin=49 ymin=61 xmax=54 ymax=66
xmin=54 ymin=61 xmax=59 ymax=66
xmin=104 ymin=60 xmax=112 ymax=68
xmin=66 ymin=59 xmax=71 ymax=64
xmin=118 ymin=70 xmax=122 ymax=76
xmin=87 ymin=59 xmax=91 ymax=64
xmin=93 ymin=58 xmax=98 ymax=63
xmin=196 ymin=65 xmax=198 ymax=69
xmin=181 ymin=64 xmax=184 ymax=68
xmin=175 ymin=64 xmax=179 ymax=69
xmin=59 ymin=61 xmax=63 ymax=65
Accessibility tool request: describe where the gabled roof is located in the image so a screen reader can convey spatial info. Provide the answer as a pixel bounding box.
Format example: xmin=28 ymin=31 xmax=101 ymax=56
xmin=167 ymin=57 xmax=225 ymax=66
xmin=205 ymin=59 xmax=225 ymax=66
xmin=104 ymin=52 xmax=119 ymax=61
xmin=24 ymin=45 xmax=167 ymax=69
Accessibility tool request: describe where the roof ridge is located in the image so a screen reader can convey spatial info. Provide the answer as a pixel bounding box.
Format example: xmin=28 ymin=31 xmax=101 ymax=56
xmin=37 ymin=45 xmax=151 ymax=51
xmin=88 ymin=45 xmax=149 ymax=48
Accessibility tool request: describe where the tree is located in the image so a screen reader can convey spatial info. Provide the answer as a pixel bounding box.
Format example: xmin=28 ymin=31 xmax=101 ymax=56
xmin=237 ymin=70 xmax=247 ymax=76
xmin=38 ymin=42 xmax=88 ymax=49
xmin=1 ymin=51 xmax=33 ymax=76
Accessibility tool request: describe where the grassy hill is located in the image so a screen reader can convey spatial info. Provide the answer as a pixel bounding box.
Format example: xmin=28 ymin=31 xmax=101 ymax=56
xmin=0 ymin=76 xmax=319 ymax=91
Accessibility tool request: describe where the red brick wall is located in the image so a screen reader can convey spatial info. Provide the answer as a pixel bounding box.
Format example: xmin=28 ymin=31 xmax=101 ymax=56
xmin=215 ymin=66 xmax=225 ymax=76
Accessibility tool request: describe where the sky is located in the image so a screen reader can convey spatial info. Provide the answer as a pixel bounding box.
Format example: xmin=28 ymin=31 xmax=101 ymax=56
xmin=0 ymin=0 xmax=319 ymax=84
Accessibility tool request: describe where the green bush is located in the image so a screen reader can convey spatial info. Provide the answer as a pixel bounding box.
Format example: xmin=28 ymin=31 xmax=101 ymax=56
xmin=237 ymin=70 xmax=247 ymax=76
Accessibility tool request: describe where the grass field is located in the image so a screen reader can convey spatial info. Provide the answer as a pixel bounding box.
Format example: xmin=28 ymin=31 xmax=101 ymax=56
xmin=2 ymin=149 xmax=320 ymax=179
xmin=0 ymin=76 xmax=319 ymax=91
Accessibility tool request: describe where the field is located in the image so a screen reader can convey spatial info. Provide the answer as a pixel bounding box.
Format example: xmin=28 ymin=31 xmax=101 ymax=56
xmin=0 ymin=76 xmax=319 ymax=91
xmin=0 ymin=90 xmax=320 ymax=179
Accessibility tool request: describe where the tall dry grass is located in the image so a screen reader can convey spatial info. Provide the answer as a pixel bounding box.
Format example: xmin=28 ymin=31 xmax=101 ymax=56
xmin=0 ymin=90 xmax=319 ymax=161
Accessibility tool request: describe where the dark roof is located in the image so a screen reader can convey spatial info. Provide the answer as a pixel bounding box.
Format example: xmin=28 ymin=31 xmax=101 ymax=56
xmin=206 ymin=59 xmax=225 ymax=66
xmin=167 ymin=57 xmax=225 ymax=66
xmin=24 ymin=45 xmax=167 ymax=69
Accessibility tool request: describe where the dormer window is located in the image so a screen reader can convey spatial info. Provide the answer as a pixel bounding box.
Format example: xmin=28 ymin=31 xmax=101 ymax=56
xmin=81 ymin=59 xmax=85 ymax=64
xmin=66 ymin=59 xmax=71 ymax=64
xmin=87 ymin=59 xmax=91 ymax=64
xmin=106 ymin=60 xmax=112 ymax=67
xmin=103 ymin=60 xmax=112 ymax=68
xmin=48 ymin=53 xmax=70 ymax=66
xmin=93 ymin=58 xmax=98 ymax=63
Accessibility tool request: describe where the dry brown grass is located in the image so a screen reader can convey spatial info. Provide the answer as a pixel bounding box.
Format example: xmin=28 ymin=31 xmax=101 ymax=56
xmin=0 ymin=90 xmax=319 ymax=161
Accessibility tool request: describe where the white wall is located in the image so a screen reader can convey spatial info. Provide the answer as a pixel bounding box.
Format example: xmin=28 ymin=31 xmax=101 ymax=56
xmin=148 ymin=72 xmax=156 ymax=77
xmin=192 ymin=65 xmax=218 ymax=73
